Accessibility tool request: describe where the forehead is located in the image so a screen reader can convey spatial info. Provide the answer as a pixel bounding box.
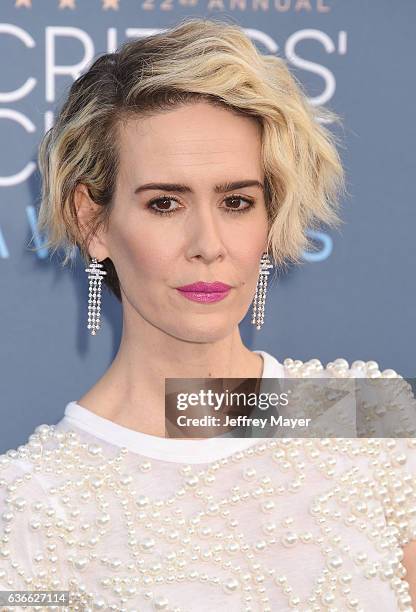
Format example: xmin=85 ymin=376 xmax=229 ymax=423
xmin=116 ymin=102 xmax=263 ymax=181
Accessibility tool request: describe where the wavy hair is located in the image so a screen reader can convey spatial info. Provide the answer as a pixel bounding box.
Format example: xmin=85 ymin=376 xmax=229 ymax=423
xmin=35 ymin=16 xmax=347 ymax=302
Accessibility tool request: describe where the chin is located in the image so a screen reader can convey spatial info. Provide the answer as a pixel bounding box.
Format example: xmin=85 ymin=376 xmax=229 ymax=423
xmin=166 ymin=321 xmax=234 ymax=344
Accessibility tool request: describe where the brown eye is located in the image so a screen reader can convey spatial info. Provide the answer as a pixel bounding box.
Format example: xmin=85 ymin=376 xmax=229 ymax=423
xmin=147 ymin=197 xmax=180 ymax=216
xmin=223 ymin=196 xmax=255 ymax=214
xmin=146 ymin=195 xmax=255 ymax=217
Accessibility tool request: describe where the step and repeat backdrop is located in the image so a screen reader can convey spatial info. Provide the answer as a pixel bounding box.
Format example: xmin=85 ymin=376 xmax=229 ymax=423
xmin=1 ymin=0 xmax=415 ymax=451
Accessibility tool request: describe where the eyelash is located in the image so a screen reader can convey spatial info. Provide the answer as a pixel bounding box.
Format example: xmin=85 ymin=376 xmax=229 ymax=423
xmin=146 ymin=195 xmax=256 ymax=217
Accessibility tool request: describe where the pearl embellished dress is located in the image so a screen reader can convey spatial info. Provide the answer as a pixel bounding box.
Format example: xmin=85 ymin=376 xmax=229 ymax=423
xmin=1 ymin=350 xmax=416 ymax=612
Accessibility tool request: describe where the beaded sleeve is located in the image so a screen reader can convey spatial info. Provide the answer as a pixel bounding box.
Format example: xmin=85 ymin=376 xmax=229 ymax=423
xmin=0 ymin=455 xmax=64 ymax=603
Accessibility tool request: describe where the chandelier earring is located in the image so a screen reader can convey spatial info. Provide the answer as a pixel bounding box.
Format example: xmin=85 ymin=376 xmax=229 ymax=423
xmin=251 ymin=252 xmax=273 ymax=330
xmin=85 ymin=257 xmax=107 ymax=336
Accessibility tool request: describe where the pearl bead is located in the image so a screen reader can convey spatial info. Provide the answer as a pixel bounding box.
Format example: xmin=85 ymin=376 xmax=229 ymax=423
xmin=222 ymin=577 xmax=240 ymax=593
xmin=351 ymin=360 xmax=366 ymax=370
xmin=0 ymin=359 xmax=413 ymax=610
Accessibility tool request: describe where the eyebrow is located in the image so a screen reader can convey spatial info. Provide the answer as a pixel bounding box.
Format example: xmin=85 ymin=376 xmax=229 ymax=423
xmin=134 ymin=180 xmax=264 ymax=195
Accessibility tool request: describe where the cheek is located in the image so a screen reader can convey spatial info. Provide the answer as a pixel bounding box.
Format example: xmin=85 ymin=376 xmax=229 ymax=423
xmin=110 ymin=220 xmax=177 ymax=283
xmin=232 ymin=226 xmax=268 ymax=290
xmin=231 ymin=219 xmax=268 ymax=263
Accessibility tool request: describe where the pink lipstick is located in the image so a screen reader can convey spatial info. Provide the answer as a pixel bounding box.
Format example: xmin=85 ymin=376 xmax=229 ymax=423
xmin=176 ymin=281 xmax=232 ymax=303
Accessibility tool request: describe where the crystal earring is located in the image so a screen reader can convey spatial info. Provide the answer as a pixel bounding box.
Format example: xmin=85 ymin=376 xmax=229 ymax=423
xmin=251 ymin=252 xmax=273 ymax=330
xmin=85 ymin=257 xmax=107 ymax=336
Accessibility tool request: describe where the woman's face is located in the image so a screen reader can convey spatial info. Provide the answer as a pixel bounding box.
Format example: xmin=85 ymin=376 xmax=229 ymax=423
xmin=96 ymin=100 xmax=269 ymax=342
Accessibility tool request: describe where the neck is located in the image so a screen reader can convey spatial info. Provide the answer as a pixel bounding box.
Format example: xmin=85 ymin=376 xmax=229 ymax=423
xmin=77 ymin=303 xmax=264 ymax=437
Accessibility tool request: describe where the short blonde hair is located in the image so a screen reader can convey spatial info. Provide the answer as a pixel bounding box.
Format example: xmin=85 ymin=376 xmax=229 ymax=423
xmin=35 ymin=16 xmax=346 ymax=302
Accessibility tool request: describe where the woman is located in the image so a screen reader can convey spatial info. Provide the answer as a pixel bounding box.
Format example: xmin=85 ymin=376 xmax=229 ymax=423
xmin=1 ymin=17 xmax=415 ymax=612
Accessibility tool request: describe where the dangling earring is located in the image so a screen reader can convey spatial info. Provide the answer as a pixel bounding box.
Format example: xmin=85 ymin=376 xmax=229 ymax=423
xmin=85 ymin=257 xmax=107 ymax=336
xmin=251 ymin=252 xmax=273 ymax=330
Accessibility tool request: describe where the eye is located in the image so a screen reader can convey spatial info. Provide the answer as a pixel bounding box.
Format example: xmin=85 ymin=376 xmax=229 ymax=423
xmin=146 ymin=195 xmax=256 ymax=217
xmin=147 ymin=196 xmax=181 ymax=216
xmin=223 ymin=196 xmax=255 ymax=214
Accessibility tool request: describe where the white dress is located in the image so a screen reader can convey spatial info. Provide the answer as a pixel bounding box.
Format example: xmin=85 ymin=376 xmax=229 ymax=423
xmin=1 ymin=350 xmax=416 ymax=612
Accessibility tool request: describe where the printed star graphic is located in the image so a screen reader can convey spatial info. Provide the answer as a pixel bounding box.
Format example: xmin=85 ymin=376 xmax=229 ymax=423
xmin=58 ymin=0 xmax=76 ymax=8
xmin=102 ymin=0 xmax=120 ymax=10
xmin=15 ymin=0 xmax=32 ymax=7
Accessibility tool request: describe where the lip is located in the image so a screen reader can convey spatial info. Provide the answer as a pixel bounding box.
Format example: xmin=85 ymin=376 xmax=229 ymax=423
xmin=176 ymin=289 xmax=231 ymax=303
xmin=177 ymin=281 xmax=232 ymax=292
xmin=176 ymin=281 xmax=232 ymax=304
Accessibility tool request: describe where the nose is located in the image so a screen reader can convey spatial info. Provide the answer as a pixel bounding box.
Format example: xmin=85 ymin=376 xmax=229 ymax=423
xmin=185 ymin=204 xmax=226 ymax=263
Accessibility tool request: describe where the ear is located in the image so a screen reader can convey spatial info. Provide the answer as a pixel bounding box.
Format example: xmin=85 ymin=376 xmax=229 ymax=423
xmin=74 ymin=183 xmax=111 ymax=261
